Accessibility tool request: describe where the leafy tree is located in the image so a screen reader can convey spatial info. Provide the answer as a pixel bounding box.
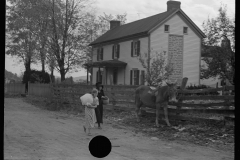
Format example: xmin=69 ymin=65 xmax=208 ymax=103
xmin=201 ymin=4 xmax=235 ymax=85
xmin=6 ymin=0 xmax=46 ymax=86
xmin=22 ymin=70 xmax=50 ymax=84
xmin=48 ymin=0 xmax=93 ymax=81
xmin=33 ymin=0 xmax=52 ymax=72
xmin=138 ymin=50 xmax=173 ymax=86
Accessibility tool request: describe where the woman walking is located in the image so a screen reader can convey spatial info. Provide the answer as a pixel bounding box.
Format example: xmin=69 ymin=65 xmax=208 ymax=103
xmin=82 ymin=88 xmax=99 ymax=136
xmin=95 ymin=82 xmax=105 ymax=129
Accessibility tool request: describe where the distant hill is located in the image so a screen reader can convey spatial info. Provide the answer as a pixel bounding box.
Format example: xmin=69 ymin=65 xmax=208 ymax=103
xmin=5 ymin=69 xmax=21 ymax=82
xmin=54 ymin=75 xmax=89 ymax=83
xmin=73 ymin=76 xmax=88 ymax=82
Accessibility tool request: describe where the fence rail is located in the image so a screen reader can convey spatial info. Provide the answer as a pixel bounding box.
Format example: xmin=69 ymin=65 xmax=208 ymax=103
xmin=5 ymin=83 xmax=25 ymax=94
xmin=5 ymin=83 xmax=235 ymax=115
xmin=28 ymin=83 xmax=52 ymax=97
xmin=50 ymin=83 xmax=234 ymax=110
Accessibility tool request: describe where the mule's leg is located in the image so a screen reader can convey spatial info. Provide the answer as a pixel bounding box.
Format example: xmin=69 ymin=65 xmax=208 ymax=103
xmin=155 ymin=103 xmax=161 ymax=127
xmin=163 ymin=103 xmax=171 ymax=126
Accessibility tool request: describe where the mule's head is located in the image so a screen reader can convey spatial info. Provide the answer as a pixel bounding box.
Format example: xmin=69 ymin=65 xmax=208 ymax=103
xmin=166 ymin=82 xmax=178 ymax=102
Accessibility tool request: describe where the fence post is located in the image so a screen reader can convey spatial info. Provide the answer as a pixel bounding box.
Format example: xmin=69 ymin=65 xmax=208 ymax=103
xmin=176 ymin=77 xmax=188 ymax=116
xmin=223 ymin=85 xmax=230 ymax=109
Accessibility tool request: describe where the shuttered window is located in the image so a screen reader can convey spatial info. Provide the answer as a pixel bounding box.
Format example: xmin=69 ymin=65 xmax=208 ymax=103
xmin=141 ymin=70 xmax=145 ymax=85
xmin=112 ymin=44 xmax=120 ymax=59
xmin=130 ymin=69 xmax=140 ymax=85
xmin=97 ymin=47 xmax=104 ymax=61
xmin=100 ymin=48 xmax=103 ymax=60
xmin=131 ymin=40 xmax=140 ymax=57
xmin=97 ymin=48 xmax=100 ymax=61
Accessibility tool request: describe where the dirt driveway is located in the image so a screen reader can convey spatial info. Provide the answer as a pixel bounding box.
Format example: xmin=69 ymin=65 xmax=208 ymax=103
xmin=4 ymin=98 xmax=234 ymax=160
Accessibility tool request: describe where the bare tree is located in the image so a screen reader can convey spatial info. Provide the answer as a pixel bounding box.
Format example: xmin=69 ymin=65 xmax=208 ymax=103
xmin=138 ymin=49 xmax=173 ymax=86
xmin=48 ymin=0 xmax=93 ymax=81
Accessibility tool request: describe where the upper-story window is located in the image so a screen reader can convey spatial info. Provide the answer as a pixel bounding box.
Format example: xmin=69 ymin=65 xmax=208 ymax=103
xmin=97 ymin=47 xmax=103 ymax=61
xmin=183 ymin=27 xmax=188 ymax=34
xmin=131 ymin=40 xmax=140 ymax=57
xmin=112 ymin=44 xmax=120 ymax=59
xmin=164 ymin=25 xmax=170 ymax=32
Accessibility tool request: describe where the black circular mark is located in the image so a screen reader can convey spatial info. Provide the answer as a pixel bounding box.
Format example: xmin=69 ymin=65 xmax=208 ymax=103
xmin=88 ymin=135 xmax=112 ymax=158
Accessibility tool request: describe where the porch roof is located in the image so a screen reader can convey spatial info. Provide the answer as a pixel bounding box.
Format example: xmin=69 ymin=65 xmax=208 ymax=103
xmin=84 ymin=59 xmax=127 ymax=68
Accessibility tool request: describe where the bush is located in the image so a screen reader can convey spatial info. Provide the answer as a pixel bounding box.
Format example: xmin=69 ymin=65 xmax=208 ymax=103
xmin=22 ymin=70 xmax=50 ymax=84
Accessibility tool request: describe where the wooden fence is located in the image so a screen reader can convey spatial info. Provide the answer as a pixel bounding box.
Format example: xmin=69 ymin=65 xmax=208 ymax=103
xmin=5 ymin=82 xmax=234 ymax=115
xmin=5 ymin=83 xmax=25 ymax=94
xmin=50 ymin=84 xmax=234 ymax=114
xmin=28 ymin=83 xmax=52 ymax=98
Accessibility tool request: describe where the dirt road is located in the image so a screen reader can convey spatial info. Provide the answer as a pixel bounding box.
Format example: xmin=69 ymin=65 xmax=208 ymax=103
xmin=4 ymin=98 xmax=234 ymax=160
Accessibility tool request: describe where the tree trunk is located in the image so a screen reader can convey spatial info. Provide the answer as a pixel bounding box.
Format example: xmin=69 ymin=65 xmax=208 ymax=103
xmin=50 ymin=68 xmax=55 ymax=83
xmin=57 ymin=59 xmax=65 ymax=82
xmin=40 ymin=45 xmax=46 ymax=72
xmin=41 ymin=59 xmax=45 ymax=72
xmin=60 ymin=69 xmax=65 ymax=82
xmin=24 ymin=59 xmax=31 ymax=94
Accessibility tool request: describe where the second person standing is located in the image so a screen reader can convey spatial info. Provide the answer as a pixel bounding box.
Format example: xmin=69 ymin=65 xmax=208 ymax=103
xmin=95 ymin=82 xmax=105 ymax=129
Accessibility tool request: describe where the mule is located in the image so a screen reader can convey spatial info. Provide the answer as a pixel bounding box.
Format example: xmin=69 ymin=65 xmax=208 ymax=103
xmin=135 ymin=82 xmax=178 ymax=127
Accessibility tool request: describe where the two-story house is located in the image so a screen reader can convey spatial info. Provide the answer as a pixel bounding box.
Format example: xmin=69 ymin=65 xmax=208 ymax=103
xmin=85 ymin=0 xmax=206 ymax=86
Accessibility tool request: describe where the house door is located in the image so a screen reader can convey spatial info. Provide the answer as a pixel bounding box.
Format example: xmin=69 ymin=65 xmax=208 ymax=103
xmin=113 ymin=68 xmax=118 ymax=85
xmin=96 ymin=70 xmax=103 ymax=83
xmin=168 ymin=35 xmax=183 ymax=84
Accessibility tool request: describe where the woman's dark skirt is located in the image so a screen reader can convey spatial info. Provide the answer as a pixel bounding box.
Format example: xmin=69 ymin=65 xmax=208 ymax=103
xmin=95 ymin=104 xmax=103 ymax=124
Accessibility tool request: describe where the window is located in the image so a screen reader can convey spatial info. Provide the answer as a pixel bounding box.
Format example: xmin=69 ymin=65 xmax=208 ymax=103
xmin=164 ymin=25 xmax=169 ymax=32
xmin=130 ymin=69 xmax=139 ymax=85
xmin=131 ymin=40 xmax=140 ymax=57
xmin=112 ymin=44 xmax=120 ymax=59
xmin=97 ymin=47 xmax=103 ymax=61
xmin=183 ymin=27 xmax=188 ymax=34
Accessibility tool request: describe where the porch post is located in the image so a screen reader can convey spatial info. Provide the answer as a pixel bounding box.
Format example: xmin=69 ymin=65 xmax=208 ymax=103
xmin=98 ymin=66 xmax=101 ymax=83
xmin=87 ymin=66 xmax=89 ymax=84
xmin=106 ymin=67 xmax=108 ymax=85
xmin=102 ymin=66 xmax=106 ymax=85
xmin=90 ymin=67 xmax=93 ymax=85
xmin=124 ymin=66 xmax=126 ymax=85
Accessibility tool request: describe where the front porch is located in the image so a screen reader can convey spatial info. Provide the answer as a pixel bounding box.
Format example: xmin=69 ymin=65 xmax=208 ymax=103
xmin=84 ymin=60 xmax=127 ymax=85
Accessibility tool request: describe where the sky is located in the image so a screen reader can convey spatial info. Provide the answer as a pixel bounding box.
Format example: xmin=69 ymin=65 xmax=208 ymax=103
xmin=5 ymin=0 xmax=235 ymax=77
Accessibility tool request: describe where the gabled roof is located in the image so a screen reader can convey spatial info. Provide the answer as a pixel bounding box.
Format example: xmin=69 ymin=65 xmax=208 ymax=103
xmin=90 ymin=9 xmax=206 ymax=46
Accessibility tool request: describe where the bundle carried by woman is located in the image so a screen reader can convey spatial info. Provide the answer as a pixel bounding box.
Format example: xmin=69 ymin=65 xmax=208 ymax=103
xmin=80 ymin=93 xmax=97 ymax=107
